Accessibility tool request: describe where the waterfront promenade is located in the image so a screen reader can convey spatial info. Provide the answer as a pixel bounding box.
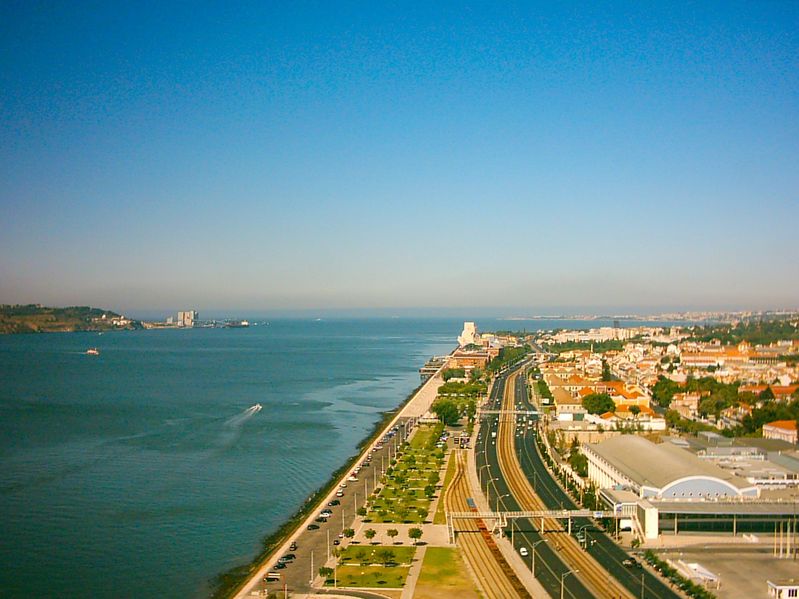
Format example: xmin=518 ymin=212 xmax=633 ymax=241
xmin=233 ymin=359 xmax=447 ymax=599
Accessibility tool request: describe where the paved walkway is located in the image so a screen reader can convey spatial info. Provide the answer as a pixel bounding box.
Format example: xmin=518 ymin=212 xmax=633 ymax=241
xmin=399 ymin=545 xmax=426 ymax=599
xmin=349 ymin=522 xmax=450 ymax=547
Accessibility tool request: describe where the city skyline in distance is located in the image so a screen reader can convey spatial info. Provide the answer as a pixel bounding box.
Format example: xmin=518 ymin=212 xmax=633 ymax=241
xmin=2 ymin=3 xmax=797 ymax=312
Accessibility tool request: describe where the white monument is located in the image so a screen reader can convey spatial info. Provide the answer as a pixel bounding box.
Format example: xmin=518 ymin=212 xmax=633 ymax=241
xmin=458 ymin=322 xmax=478 ymax=347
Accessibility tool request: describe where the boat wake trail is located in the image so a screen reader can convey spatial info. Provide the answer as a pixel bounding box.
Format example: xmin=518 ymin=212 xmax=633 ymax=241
xmin=223 ymin=404 xmax=262 ymax=428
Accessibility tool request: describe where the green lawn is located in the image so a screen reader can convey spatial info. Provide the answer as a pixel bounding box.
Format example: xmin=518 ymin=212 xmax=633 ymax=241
xmin=326 ymin=565 xmax=410 ymax=588
xmin=413 ymin=547 xmax=480 ymax=599
xmin=339 ymin=545 xmax=416 ymax=566
xmin=409 ymin=425 xmax=439 ymax=449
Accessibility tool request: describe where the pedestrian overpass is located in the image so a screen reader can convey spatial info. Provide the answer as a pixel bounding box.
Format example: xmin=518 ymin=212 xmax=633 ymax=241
xmin=445 ymin=508 xmax=619 ymax=543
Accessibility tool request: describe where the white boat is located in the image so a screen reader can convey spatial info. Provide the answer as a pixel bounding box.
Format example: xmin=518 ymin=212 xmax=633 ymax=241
xmin=251 ymin=403 xmax=262 ymax=412
xmin=86 ymin=348 xmax=100 ymax=356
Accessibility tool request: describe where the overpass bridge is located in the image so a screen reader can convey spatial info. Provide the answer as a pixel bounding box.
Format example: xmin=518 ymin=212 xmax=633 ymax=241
xmin=446 ymin=508 xmax=619 ymax=543
xmin=477 ymin=409 xmax=539 ymax=417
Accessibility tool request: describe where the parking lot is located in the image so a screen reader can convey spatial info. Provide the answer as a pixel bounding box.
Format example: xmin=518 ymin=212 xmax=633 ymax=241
xmin=653 ymin=546 xmax=798 ymax=599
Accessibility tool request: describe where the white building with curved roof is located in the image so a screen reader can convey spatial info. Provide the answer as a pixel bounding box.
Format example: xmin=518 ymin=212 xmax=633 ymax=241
xmin=584 ymin=435 xmax=759 ymax=500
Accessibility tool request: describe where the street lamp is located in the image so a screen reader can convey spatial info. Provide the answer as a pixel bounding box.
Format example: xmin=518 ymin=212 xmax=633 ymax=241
xmin=479 ymin=464 xmax=491 ymax=486
xmin=485 ymin=477 xmax=497 ymax=499
xmin=561 ymin=569 xmax=578 ymax=599
xmin=531 ymin=539 xmax=548 ymax=578
xmin=496 ymin=493 xmax=510 ymax=513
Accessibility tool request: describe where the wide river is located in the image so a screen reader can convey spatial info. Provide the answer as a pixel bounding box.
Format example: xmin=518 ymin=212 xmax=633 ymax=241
xmin=0 ymin=316 xmax=667 ymax=597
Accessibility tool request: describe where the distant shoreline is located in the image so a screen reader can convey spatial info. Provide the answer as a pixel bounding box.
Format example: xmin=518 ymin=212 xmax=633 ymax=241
xmin=0 ymin=304 xmax=140 ymax=335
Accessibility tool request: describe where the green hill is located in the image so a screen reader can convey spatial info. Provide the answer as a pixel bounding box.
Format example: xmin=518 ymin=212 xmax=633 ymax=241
xmin=0 ymin=304 xmax=141 ymax=334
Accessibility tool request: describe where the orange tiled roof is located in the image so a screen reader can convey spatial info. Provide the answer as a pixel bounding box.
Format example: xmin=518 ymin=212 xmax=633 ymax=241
xmin=765 ymin=420 xmax=797 ymax=431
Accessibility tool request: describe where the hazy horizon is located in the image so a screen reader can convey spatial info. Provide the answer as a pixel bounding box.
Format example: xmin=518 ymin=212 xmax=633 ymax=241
xmin=5 ymin=304 xmax=795 ymax=323
xmin=2 ymin=3 xmax=797 ymax=310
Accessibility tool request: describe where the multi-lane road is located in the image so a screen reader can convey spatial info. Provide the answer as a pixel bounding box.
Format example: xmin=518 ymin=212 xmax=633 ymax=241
xmin=477 ymin=362 xmax=681 ymax=599
xmin=477 ymin=374 xmax=593 ymax=599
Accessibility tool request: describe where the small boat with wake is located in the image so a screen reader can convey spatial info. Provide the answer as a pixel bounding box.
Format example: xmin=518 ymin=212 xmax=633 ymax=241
xmin=86 ymin=348 xmax=100 ymax=356
xmin=251 ymin=403 xmax=262 ymax=412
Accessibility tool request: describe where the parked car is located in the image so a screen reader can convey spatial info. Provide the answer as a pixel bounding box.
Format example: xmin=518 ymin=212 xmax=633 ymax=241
xmin=289 ymin=541 xmax=297 ymax=551
xmin=307 ymin=524 xmax=320 ymax=530
xmin=519 ymin=547 xmax=529 ymax=557
xmin=328 ymin=500 xmax=340 ymax=506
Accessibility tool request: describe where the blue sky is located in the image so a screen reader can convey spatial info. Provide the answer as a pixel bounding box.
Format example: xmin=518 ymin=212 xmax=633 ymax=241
xmin=1 ymin=2 xmax=797 ymax=315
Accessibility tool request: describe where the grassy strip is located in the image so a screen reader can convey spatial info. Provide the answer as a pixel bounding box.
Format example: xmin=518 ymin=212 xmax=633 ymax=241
xmin=211 ymin=379 xmax=428 ymax=599
xmin=433 ymin=452 xmax=456 ymax=524
xmin=326 ymin=565 xmax=411 ymax=588
xmin=409 ymin=425 xmax=438 ymax=449
xmin=413 ymin=547 xmax=480 ymax=599
xmin=339 ymin=545 xmax=416 ymax=566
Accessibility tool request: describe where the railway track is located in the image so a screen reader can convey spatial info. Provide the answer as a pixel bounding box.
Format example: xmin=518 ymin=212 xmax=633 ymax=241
xmin=444 ymin=449 xmax=529 ymax=599
xmin=496 ymin=371 xmax=635 ymax=599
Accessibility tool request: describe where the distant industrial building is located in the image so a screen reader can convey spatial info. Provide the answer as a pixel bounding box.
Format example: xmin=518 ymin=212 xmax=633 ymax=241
xmin=177 ymin=310 xmax=197 ymax=327
xmin=584 ymin=435 xmax=799 ymax=541
xmin=584 ymin=435 xmax=759 ymax=501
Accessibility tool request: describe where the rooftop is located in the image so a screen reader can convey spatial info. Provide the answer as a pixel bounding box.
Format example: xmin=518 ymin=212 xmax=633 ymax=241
xmin=765 ymin=420 xmax=797 ymax=431
xmin=585 ymin=435 xmax=755 ymax=493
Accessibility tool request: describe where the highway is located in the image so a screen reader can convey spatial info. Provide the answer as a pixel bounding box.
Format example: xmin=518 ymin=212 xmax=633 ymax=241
xmin=477 ymin=373 xmax=593 ymax=599
xmin=444 ymin=449 xmax=530 ymax=599
xmin=498 ymin=370 xmax=634 ymax=598
xmin=509 ymin=364 xmax=681 ymax=599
